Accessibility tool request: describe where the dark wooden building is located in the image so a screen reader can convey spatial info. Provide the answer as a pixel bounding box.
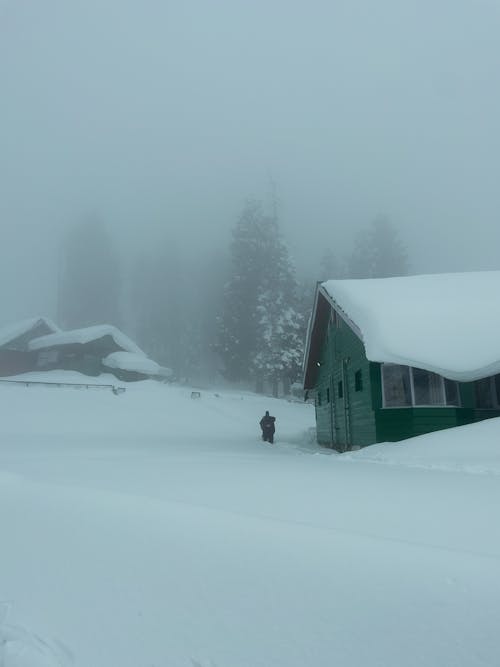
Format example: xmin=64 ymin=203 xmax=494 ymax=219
xmin=29 ymin=324 xmax=159 ymax=381
xmin=0 ymin=318 xmax=59 ymax=377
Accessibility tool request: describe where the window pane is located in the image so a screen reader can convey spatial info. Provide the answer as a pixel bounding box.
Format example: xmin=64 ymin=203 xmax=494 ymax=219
xmin=412 ymin=368 xmax=444 ymax=405
xmin=444 ymin=379 xmax=460 ymax=406
xmin=382 ymin=364 xmax=411 ymax=407
xmin=475 ymin=378 xmax=495 ymax=408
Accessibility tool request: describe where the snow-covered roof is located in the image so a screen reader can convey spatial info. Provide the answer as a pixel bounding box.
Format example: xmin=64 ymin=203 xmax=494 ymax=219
xmin=102 ymin=351 xmax=160 ymax=376
xmin=29 ymin=325 xmax=146 ymax=356
xmin=0 ymin=317 xmax=60 ymax=348
xmin=319 ymin=271 xmax=500 ymax=382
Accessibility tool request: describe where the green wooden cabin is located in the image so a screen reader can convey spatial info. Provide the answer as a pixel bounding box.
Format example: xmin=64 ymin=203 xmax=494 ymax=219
xmin=303 ymin=277 xmax=500 ymax=451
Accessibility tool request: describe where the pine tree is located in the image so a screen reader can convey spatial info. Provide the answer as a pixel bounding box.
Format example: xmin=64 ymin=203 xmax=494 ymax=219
xmin=217 ymin=196 xmax=303 ymax=391
xmin=252 ymin=222 xmax=303 ymax=395
xmin=216 ymin=200 xmax=267 ymax=382
xmin=217 ymin=197 xmax=305 ymax=392
xmin=59 ymin=216 xmax=121 ymax=328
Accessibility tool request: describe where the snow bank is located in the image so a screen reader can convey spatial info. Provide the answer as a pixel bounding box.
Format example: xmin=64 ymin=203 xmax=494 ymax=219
xmin=345 ymin=416 xmax=500 ymax=475
xmin=29 ymin=325 xmax=145 ymax=356
xmin=102 ymin=351 xmax=160 ymax=375
xmin=323 ymin=271 xmax=500 ymax=381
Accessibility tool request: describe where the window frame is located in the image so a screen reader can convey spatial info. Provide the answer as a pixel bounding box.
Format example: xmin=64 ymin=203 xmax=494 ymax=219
xmin=381 ymin=363 xmax=460 ymax=408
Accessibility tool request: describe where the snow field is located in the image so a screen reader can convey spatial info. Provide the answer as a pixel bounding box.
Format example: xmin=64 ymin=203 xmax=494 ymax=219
xmin=0 ymin=373 xmax=499 ymax=666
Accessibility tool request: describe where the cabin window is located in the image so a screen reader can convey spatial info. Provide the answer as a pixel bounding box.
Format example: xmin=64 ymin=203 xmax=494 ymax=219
xmin=444 ymin=379 xmax=460 ymax=406
xmin=412 ymin=368 xmax=443 ymax=405
xmin=382 ymin=364 xmax=460 ymax=407
xmin=326 ymin=387 xmax=330 ymax=403
xmin=354 ymin=370 xmax=363 ymax=392
xmin=382 ymin=364 xmax=411 ymax=406
xmin=337 ymin=381 xmax=343 ymax=399
xmin=475 ymin=375 xmax=500 ymax=409
xmin=317 ymin=391 xmax=322 ymax=407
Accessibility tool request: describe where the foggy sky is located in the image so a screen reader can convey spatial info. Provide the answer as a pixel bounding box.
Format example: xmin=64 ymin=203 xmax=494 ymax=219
xmin=1 ymin=0 xmax=500 ymax=323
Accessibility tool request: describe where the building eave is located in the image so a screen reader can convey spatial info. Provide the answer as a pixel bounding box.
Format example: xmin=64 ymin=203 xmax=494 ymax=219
xmin=302 ymin=283 xmax=364 ymax=390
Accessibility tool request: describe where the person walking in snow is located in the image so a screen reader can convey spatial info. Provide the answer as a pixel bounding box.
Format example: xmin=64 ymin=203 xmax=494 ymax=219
xmin=259 ymin=410 xmax=276 ymax=444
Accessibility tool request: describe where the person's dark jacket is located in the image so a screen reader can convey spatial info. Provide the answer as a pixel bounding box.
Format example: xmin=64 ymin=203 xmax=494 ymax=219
xmin=260 ymin=414 xmax=276 ymax=433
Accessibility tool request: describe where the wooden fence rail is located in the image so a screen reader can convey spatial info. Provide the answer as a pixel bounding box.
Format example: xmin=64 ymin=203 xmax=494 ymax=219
xmin=0 ymin=379 xmax=126 ymax=394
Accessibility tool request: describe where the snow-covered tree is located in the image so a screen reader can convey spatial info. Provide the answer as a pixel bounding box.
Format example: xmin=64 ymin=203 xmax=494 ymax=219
xmin=253 ymin=297 xmax=303 ymax=396
xmin=216 ymin=200 xmax=267 ymax=382
xmin=252 ymin=224 xmax=303 ymax=395
xmin=217 ymin=198 xmax=304 ymax=392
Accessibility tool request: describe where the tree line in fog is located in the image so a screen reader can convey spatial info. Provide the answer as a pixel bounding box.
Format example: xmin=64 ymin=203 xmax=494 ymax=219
xmin=57 ymin=203 xmax=408 ymax=391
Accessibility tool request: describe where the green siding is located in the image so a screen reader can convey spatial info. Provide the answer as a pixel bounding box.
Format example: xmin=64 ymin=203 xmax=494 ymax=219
xmin=376 ymin=407 xmax=466 ymax=442
xmin=375 ymin=407 xmax=500 ymax=442
xmin=315 ymin=316 xmax=376 ymax=450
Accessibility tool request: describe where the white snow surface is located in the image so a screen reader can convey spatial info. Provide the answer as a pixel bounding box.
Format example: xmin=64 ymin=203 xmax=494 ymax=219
xmin=102 ymin=351 xmax=160 ymax=375
xmin=323 ymin=271 xmax=500 ymax=380
xmin=1 ymin=373 xmax=500 ymax=666
xmin=28 ymin=325 xmax=146 ymax=356
xmin=0 ymin=317 xmax=60 ymax=348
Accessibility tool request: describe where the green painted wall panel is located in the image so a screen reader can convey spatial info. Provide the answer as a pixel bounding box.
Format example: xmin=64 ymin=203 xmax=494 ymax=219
xmin=375 ymin=407 xmax=500 ymax=442
xmin=314 ymin=316 xmax=376 ymax=449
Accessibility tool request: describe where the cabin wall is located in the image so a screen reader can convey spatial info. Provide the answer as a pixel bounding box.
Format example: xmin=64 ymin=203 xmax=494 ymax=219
xmin=0 ymin=350 xmax=36 ymax=377
xmin=372 ymin=367 xmax=500 ymax=442
xmin=375 ymin=408 xmax=469 ymax=442
xmin=315 ymin=315 xmax=376 ymax=450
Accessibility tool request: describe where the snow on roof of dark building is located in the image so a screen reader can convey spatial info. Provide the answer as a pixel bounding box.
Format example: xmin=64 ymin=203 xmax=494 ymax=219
xmin=102 ymin=351 xmax=160 ymax=375
xmin=0 ymin=317 xmax=60 ymax=349
xmin=29 ymin=324 xmax=146 ymax=356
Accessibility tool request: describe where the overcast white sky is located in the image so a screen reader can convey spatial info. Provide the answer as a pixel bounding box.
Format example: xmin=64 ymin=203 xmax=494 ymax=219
xmin=1 ymin=0 xmax=500 ymax=322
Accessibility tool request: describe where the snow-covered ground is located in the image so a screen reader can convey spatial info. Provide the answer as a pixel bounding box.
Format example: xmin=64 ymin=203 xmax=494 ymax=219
xmin=1 ymin=372 xmax=499 ymax=666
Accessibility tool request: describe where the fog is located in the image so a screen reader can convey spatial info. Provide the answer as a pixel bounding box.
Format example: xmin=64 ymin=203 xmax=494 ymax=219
xmin=1 ymin=0 xmax=500 ymax=325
